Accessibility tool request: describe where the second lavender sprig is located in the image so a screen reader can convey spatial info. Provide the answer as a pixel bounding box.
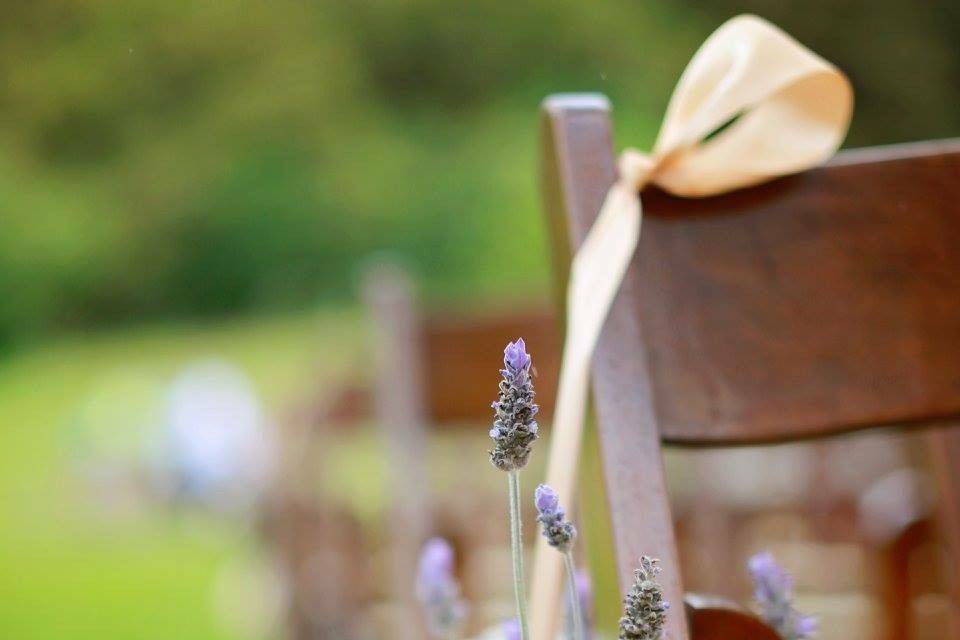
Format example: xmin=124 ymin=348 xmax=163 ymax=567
xmin=535 ymin=484 xmax=584 ymax=640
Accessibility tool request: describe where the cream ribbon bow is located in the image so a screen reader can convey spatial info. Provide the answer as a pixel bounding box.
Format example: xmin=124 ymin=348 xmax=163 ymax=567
xmin=529 ymin=14 xmax=853 ymax=640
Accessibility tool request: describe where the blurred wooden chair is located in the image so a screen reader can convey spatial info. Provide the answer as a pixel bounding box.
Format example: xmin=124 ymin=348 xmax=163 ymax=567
xmin=540 ymin=93 xmax=960 ymax=640
xmin=330 ymin=275 xmax=561 ymax=427
xmin=259 ymin=494 xmax=369 ymax=639
xmin=358 ymin=263 xmax=562 ymax=635
xmin=280 ymin=263 xmax=562 ymax=637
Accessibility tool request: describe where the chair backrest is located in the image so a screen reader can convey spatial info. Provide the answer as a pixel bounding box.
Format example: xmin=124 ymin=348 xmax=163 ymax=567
xmin=421 ymin=309 xmax=560 ymax=422
xmin=544 ymin=97 xmax=960 ymax=446
xmin=540 ymin=93 xmax=960 ymax=638
xmin=323 ymin=264 xmax=560 ymax=427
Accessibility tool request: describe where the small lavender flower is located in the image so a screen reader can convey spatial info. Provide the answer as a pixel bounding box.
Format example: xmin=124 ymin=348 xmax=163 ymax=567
xmin=748 ymin=552 xmax=818 ymax=640
xmin=567 ymin=570 xmax=594 ymax=640
xmin=534 ymin=484 xmax=577 ymax=552
xmin=489 ymin=339 xmax=539 ymax=472
xmin=618 ymin=556 xmax=670 ymax=640
xmin=574 ymin=570 xmax=594 ymax=620
xmin=416 ymin=538 xmax=468 ymax=638
xmin=502 ymin=618 xmax=521 ymax=640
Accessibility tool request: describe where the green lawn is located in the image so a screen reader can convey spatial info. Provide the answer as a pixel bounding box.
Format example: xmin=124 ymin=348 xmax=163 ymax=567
xmin=0 ymin=309 xmax=363 ymax=639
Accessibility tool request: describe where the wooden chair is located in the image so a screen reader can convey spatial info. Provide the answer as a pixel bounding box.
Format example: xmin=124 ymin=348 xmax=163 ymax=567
xmin=540 ymin=93 xmax=960 ymax=639
xmin=317 ymin=289 xmax=561 ymax=427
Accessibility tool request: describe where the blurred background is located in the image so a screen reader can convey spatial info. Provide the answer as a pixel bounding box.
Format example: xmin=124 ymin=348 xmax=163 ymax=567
xmin=1 ymin=1 xmax=958 ymax=638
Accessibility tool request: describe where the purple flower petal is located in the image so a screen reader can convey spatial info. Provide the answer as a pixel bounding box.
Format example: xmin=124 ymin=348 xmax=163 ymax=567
xmin=417 ymin=538 xmax=454 ymax=592
xmin=795 ymin=614 xmax=819 ymax=637
xmin=503 ymin=338 xmax=532 ymax=371
xmin=575 ymin=569 xmax=594 ymax=618
xmin=535 ymin=484 xmax=560 ymax=515
xmin=502 ymin=618 xmax=521 ymax=640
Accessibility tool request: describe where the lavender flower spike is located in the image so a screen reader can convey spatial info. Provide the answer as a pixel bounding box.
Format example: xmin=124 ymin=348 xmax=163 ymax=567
xmin=534 ymin=484 xmax=577 ymax=552
xmin=489 ymin=338 xmax=539 ymax=472
xmin=618 ymin=556 xmax=670 ymax=640
xmin=416 ymin=538 xmax=468 ymax=638
xmin=748 ymin=552 xmax=818 ymax=640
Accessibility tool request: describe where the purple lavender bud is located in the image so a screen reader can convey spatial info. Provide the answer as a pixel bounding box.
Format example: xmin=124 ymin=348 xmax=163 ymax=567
xmin=747 ymin=552 xmax=818 ymax=640
xmin=534 ymin=484 xmax=577 ymax=552
xmin=504 ymin=338 xmax=532 ymax=372
xmin=618 ymin=556 xmax=669 ymax=640
xmin=794 ymin=615 xmax=819 ymax=637
xmin=535 ymin=484 xmax=560 ymax=514
xmin=502 ymin=618 xmax=521 ymax=640
xmin=416 ymin=538 xmax=467 ymax=638
xmin=489 ymin=338 xmax=539 ymax=472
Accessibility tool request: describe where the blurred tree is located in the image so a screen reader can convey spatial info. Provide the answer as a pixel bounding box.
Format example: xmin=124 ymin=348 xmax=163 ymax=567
xmin=0 ymin=0 xmax=955 ymax=347
xmin=693 ymin=0 xmax=960 ymax=146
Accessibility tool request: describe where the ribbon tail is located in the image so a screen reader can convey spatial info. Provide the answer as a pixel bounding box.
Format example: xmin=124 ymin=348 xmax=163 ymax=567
xmin=529 ymin=180 xmax=643 ymax=640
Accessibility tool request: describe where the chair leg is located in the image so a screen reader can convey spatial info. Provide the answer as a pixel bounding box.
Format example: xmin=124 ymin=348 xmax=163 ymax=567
xmin=926 ymin=428 xmax=960 ymax=640
xmin=878 ymin=518 xmax=931 ymax=640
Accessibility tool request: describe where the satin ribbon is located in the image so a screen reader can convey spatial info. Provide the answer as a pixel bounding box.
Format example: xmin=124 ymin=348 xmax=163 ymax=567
xmin=529 ymin=15 xmax=853 ymax=640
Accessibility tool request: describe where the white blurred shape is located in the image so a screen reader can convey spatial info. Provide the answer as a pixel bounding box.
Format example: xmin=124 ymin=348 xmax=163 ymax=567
xmin=165 ymin=359 xmax=275 ymax=510
xmin=858 ymin=467 xmax=933 ymax=544
xmin=692 ymin=445 xmax=814 ymax=509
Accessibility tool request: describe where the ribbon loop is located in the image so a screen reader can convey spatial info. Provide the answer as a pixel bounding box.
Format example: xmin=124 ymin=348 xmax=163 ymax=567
xmin=650 ymin=15 xmax=853 ymax=197
xmin=530 ymin=15 xmax=853 ymax=640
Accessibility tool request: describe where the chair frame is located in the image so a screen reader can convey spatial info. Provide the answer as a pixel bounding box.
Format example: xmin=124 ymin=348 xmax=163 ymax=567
xmin=540 ymin=93 xmax=960 ymax=639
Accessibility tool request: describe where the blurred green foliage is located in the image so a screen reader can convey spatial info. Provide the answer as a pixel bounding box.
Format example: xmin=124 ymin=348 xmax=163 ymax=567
xmin=0 ymin=309 xmax=363 ymax=638
xmin=1 ymin=0 xmax=957 ymax=348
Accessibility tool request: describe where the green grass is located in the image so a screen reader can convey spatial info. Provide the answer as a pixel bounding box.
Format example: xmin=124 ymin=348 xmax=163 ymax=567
xmin=0 ymin=308 xmax=363 ymax=639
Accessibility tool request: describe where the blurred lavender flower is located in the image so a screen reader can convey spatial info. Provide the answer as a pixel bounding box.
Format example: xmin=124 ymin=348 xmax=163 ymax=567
xmin=502 ymin=618 xmax=521 ymax=640
xmin=534 ymin=484 xmax=577 ymax=552
xmin=748 ymin=552 xmax=818 ymax=640
xmin=618 ymin=556 xmax=670 ymax=640
xmin=489 ymin=339 xmax=539 ymax=472
xmin=416 ymin=538 xmax=468 ymax=638
xmin=575 ymin=571 xmax=593 ymax=619
xmin=566 ymin=570 xmax=594 ymax=640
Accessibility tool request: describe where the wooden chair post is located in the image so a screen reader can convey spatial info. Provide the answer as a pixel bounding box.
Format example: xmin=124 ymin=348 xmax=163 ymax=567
xmin=928 ymin=428 xmax=960 ymax=638
xmin=539 ymin=94 xmax=689 ymax=640
xmin=361 ymin=261 xmax=432 ymax=640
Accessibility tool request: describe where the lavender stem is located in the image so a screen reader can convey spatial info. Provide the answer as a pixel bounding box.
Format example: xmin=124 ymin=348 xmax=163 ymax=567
xmin=508 ymin=470 xmax=530 ymax=640
xmin=563 ymin=550 xmax=585 ymax=640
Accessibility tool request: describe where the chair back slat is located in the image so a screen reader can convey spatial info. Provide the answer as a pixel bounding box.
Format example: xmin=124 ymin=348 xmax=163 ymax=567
xmin=635 ymin=140 xmax=960 ymax=443
xmin=422 ymin=310 xmax=560 ymax=423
